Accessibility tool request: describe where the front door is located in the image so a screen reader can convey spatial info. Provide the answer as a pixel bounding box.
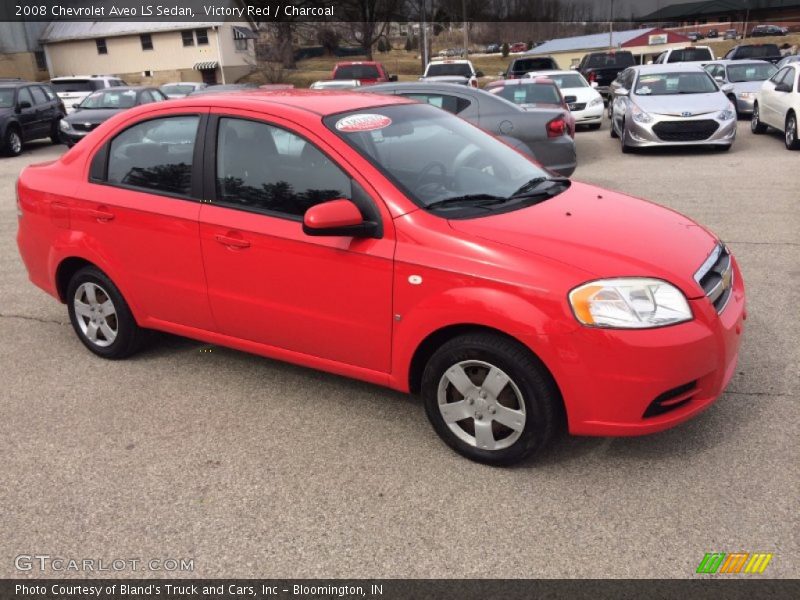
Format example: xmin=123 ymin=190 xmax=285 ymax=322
xmin=198 ymin=112 xmax=395 ymax=372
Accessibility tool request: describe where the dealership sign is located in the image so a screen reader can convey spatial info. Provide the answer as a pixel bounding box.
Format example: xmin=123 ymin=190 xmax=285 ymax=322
xmin=649 ymin=34 xmax=668 ymax=45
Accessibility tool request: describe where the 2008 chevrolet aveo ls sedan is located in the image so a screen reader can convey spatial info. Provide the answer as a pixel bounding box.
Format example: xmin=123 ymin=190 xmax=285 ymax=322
xmin=16 ymin=91 xmax=745 ymax=465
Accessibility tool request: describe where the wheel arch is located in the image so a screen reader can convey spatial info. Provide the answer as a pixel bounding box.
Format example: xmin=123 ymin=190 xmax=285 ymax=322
xmin=55 ymin=257 xmax=95 ymax=302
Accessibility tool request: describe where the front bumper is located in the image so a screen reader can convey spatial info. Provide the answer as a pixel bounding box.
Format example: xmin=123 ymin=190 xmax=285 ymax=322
xmin=733 ymin=94 xmax=756 ymax=115
xmin=529 ymin=136 xmax=577 ymax=177
xmin=59 ymin=129 xmax=89 ymax=146
xmin=531 ymin=257 xmax=745 ymax=436
xmin=625 ymin=113 xmax=737 ymax=148
xmin=572 ymin=103 xmax=604 ymax=125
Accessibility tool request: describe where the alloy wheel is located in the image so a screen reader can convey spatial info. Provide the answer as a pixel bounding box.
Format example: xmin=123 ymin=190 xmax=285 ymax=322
xmin=9 ymin=131 xmax=22 ymax=154
xmin=437 ymin=360 xmax=527 ymax=451
xmin=73 ymin=282 xmax=118 ymax=347
xmin=786 ymin=116 xmax=797 ymax=149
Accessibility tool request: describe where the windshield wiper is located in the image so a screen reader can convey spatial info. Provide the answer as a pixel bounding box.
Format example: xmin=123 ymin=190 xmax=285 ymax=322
xmin=426 ymin=194 xmax=508 ymax=210
xmin=510 ymin=176 xmax=571 ymax=199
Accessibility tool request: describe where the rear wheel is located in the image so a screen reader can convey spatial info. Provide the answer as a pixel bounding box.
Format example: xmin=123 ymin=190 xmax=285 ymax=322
xmin=3 ymin=126 xmax=23 ymax=156
xmin=50 ymin=119 xmax=62 ymax=145
xmin=751 ymin=103 xmax=767 ymax=134
xmin=66 ymin=266 xmax=146 ymax=359
xmin=421 ymin=333 xmax=561 ymax=466
xmin=785 ymin=112 xmax=800 ymax=150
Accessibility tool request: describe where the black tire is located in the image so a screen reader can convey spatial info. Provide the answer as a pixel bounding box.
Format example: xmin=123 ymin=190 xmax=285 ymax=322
xmin=3 ymin=126 xmax=23 ymax=156
xmin=751 ymin=103 xmax=767 ymax=134
xmin=609 ymin=118 xmax=618 ymax=138
xmin=421 ymin=332 xmax=561 ymax=466
xmin=785 ymin=112 xmax=800 ymax=150
xmin=620 ymin=120 xmax=632 ymax=153
xmin=66 ymin=266 xmax=146 ymax=359
xmin=50 ymin=119 xmax=62 ymax=145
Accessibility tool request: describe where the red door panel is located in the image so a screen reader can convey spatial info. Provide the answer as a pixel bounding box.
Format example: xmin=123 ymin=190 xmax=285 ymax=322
xmin=199 ymin=205 xmax=394 ymax=372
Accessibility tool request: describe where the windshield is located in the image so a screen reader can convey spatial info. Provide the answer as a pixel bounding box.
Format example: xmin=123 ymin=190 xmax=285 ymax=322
xmin=726 ymin=63 xmax=777 ymax=82
xmin=635 ymin=72 xmax=717 ymax=95
xmin=0 ymin=88 xmax=14 ymax=108
xmin=586 ymin=53 xmax=634 ymax=68
xmin=492 ymin=83 xmax=562 ymax=105
xmin=539 ymin=73 xmax=587 ymax=88
xmin=325 ymin=104 xmax=554 ymax=216
xmin=161 ymin=84 xmax=195 ymax=95
xmin=511 ymin=58 xmax=556 ymax=72
xmin=667 ymin=48 xmax=713 ymax=62
xmin=425 ymin=63 xmax=473 ymax=77
xmin=335 ymin=65 xmax=380 ymax=80
xmin=79 ymin=89 xmax=138 ymax=109
xmin=51 ymin=79 xmax=103 ymax=93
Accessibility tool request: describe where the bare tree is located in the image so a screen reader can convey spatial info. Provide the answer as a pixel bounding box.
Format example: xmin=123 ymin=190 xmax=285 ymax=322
xmin=341 ymin=0 xmax=403 ymax=60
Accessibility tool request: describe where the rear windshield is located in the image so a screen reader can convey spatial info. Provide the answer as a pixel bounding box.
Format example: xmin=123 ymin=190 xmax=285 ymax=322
xmin=726 ymin=62 xmax=777 ymax=82
xmin=667 ymin=48 xmax=713 ymax=62
xmin=493 ymin=83 xmax=562 ymax=105
xmin=736 ymin=45 xmax=780 ymax=58
xmin=540 ymin=73 xmax=587 ymax=88
xmin=51 ymin=79 xmax=104 ymax=93
xmin=80 ymin=89 xmax=137 ymax=109
xmin=0 ymin=88 xmax=15 ymax=108
xmin=510 ymin=58 xmax=556 ymax=72
xmin=161 ymin=84 xmax=196 ymax=95
xmin=334 ymin=65 xmax=380 ymax=80
xmin=426 ymin=63 xmax=473 ymax=77
xmin=586 ymin=52 xmax=635 ymax=68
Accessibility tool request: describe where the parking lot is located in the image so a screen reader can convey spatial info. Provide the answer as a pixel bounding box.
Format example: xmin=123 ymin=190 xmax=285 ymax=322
xmin=1 ymin=119 xmax=797 ymax=578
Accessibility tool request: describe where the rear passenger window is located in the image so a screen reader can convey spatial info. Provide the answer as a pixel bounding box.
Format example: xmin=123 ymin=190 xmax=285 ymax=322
xmin=402 ymin=93 xmax=471 ymax=114
xmin=107 ymin=116 xmax=199 ymax=197
xmin=29 ymin=86 xmax=48 ymax=105
xmin=17 ymin=87 xmax=33 ymax=107
xmin=215 ymin=117 xmax=350 ymax=218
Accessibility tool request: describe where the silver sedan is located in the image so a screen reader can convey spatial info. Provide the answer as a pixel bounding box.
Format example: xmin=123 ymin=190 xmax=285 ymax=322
xmin=610 ymin=64 xmax=737 ymax=152
xmin=704 ymin=60 xmax=777 ymax=116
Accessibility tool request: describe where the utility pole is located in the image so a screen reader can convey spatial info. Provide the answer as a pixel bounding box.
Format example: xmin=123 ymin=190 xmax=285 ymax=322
xmin=421 ymin=0 xmax=429 ymax=69
xmin=609 ymin=0 xmax=614 ymax=48
xmin=462 ymin=0 xmax=468 ymax=56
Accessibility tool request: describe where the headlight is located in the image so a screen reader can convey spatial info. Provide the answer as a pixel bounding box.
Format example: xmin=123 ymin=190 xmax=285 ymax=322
xmin=738 ymin=92 xmax=755 ymax=99
xmin=59 ymin=120 xmax=70 ymax=132
xmin=717 ymin=107 xmax=736 ymax=120
xmin=631 ymin=105 xmax=653 ymax=123
xmin=588 ymin=96 xmax=603 ymax=107
xmin=569 ymin=278 xmax=692 ymax=329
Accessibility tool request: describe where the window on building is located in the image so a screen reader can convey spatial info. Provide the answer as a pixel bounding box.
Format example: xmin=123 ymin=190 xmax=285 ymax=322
xmin=34 ymin=50 xmax=47 ymax=70
xmin=195 ymin=29 xmax=209 ymax=45
xmin=235 ymin=37 xmax=248 ymax=51
xmin=107 ymin=116 xmax=200 ymax=197
xmin=96 ymin=38 xmax=108 ymax=55
xmin=182 ymin=30 xmax=194 ymax=46
xmin=140 ymin=34 xmax=153 ymax=51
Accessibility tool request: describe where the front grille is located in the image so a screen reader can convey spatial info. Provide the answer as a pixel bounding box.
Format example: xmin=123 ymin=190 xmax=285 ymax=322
xmin=643 ymin=381 xmax=697 ymax=418
xmin=695 ymin=244 xmax=734 ymax=313
xmin=568 ymin=102 xmax=586 ymax=111
xmin=652 ymin=119 xmax=719 ymax=141
xmin=71 ymin=123 xmax=100 ymax=132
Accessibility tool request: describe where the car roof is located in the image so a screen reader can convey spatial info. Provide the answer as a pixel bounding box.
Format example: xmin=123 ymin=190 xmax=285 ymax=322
xmin=335 ymin=61 xmax=380 ymax=66
xmin=707 ymin=59 xmax=772 ymax=65
xmin=631 ymin=64 xmax=709 ymax=74
xmin=365 ymin=82 xmax=482 ymax=95
xmin=164 ymin=89 xmax=414 ymax=117
xmin=526 ymin=70 xmax=580 ymax=77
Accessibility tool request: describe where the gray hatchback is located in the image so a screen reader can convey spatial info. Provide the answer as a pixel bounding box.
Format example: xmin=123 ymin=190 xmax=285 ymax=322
xmin=361 ymin=82 xmax=577 ymax=176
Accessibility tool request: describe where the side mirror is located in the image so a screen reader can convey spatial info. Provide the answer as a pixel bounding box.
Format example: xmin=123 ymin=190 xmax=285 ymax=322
xmin=475 ymin=70 xmax=484 ymax=78
xmin=775 ymin=82 xmax=792 ymax=93
xmin=614 ymin=87 xmax=629 ymax=97
xmin=17 ymin=101 xmax=32 ymax=110
xmin=389 ymin=74 xmax=398 ymax=82
xmin=721 ymin=83 xmax=734 ymax=93
xmin=72 ymin=103 xmax=81 ymax=109
xmin=714 ymin=76 xmax=725 ymax=83
xmin=302 ymin=199 xmax=376 ymax=238
xmin=590 ymin=81 xmax=599 ymax=88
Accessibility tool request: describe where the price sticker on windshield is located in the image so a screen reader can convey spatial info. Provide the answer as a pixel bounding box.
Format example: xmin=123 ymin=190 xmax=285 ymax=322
xmin=335 ymin=114 xmax=392 ymax=133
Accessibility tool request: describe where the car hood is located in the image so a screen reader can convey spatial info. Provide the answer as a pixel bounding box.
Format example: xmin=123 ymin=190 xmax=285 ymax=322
xmin=560 ymin=87 xmax=600 ymax=102
xmin=64 ymin=108 xmax=124 ymax=124
xmin=631 ymin=92 xmax=727 ymax=116
xmin=729 ymin=80 xmax=766 ymax=92
xmin=421 ymin=75 xmax=470 ymax=84
xmin=447 ymin=181 xmax=716 ymax=298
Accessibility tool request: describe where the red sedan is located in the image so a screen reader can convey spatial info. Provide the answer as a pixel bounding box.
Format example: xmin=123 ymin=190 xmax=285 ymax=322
xmin=16 ymin=91 xmax=745 ymax=465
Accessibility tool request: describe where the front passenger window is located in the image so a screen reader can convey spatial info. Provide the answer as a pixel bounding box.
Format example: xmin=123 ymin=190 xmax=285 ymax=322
xmin=215 ymin=117 xmax=350 ymax=218
xmin=107 ymin=116 xmax=199 ymax=196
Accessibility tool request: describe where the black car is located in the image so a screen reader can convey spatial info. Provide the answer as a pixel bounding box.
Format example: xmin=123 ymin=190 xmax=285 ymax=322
xmin=707 ymin=29 xmax=719 ymax=38
xmin=59 ymin=86 xmax=166 ymax=147
xmin=1 ymin=81 xmax=65 ymax=156
xmin=751 ymin=24 xmax=787 ymax=37
xmin=503 ymin=55 xmax=559 ymax=79
xmin=723 ymin=43 xmax=784 ymax=64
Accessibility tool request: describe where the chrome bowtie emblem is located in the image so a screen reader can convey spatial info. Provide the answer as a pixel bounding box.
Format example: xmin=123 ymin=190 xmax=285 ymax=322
xmin=84 ymin=123 xmax=92 ymax=128
xmin=681 ymin=111 xmax=693 ymax=117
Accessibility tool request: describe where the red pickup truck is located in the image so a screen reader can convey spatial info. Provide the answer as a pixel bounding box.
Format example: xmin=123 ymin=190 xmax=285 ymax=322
xmin=332 ymin=61 xmax=397 ymax=85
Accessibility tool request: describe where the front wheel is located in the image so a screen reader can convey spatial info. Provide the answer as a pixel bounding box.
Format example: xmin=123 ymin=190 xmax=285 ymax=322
xmin=3 ymin=127 xmax=23 ymax=156
xmin=785 ymin=113 xmax=800 ymax=150
xmin=66 ymin=266 xmax=147 ymax=359
xmin=751 ymin=103 xmax=767 ymax=134
xmin=421 ymin=333 xmax=561 ymax=466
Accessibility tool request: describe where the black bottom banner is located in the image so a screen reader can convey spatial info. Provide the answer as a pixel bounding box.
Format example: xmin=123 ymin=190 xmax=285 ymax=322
xmin=2 ymin=579 xmax=800 ymax=600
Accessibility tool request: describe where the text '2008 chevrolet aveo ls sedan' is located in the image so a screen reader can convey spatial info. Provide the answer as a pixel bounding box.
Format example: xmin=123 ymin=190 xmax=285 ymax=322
xmin=16 ymin=90 xmax=745 ymax=465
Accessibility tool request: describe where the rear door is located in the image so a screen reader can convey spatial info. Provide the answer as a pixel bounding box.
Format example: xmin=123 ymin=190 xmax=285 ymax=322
xmin=28 ymin=85 xmax=54 ymax=139
xmin=15 ymin=87 xmax=39 ymax=141
xmin=73 ymin=109 xmax=215 ymax=330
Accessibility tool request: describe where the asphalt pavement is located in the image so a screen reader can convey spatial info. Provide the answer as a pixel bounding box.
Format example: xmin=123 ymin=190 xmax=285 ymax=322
xmin=1 ymin=120 xmax=797 ymax=578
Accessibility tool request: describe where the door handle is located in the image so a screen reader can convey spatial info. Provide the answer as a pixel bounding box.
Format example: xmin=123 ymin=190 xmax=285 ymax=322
xmin=214 ymin=234 xmax=251 ymax=249
xmin=87 ymin=207 xmax=115 ymax=222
